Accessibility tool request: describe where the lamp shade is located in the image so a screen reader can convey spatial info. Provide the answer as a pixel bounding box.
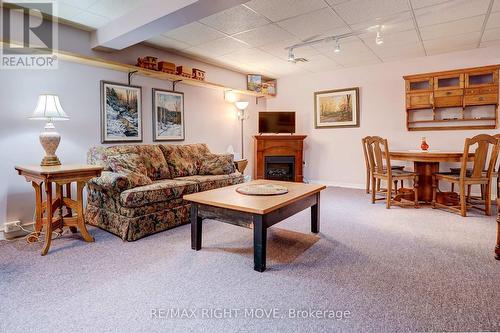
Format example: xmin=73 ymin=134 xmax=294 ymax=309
xmin=235 ymin=101 xmax=249 ymax=110
xmin=29 ymin=94 xmax=69 ymax=121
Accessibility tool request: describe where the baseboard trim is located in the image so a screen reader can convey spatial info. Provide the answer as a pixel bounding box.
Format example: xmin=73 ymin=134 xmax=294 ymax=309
xmin=308 ymin=179 xmax=365 ymax=189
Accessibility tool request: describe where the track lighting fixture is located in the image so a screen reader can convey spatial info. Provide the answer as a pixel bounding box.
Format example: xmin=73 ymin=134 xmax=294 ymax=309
xmin=334 ymin=39 xmax=341 ymax=53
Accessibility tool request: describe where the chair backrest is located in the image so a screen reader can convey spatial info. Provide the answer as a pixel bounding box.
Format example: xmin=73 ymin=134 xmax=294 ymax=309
xmin=365 ymin=136 xmax=392 ymax=176
xmin=362 ymin=136 xmax=370 ymax=172
xmin=460 ymin=134 xmax=500 ymax=179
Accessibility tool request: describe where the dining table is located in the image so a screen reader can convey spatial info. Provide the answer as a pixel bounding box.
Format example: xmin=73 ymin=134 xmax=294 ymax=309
xmin=388 ymin=150 xmax=470 ymax=203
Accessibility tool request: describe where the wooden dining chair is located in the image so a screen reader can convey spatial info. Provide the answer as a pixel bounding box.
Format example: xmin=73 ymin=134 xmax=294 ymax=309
xmin=449 ymin=133 xmax=500 ymax=201
xmin=362 ymin=136 xmax=404 ymax=194
xmin=365 ymin=136 xmax=419 ymax=209
xmin=432 ymin=134 xmax=500 ymax=217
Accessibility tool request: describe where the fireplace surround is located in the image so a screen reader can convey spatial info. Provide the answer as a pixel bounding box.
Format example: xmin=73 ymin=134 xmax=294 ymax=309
xmin=253 ymin=135 xmax=306 ymax=182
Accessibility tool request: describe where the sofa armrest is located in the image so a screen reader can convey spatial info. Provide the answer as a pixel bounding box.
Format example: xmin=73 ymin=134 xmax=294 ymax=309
xmin=87 ymin=171 xmax=131 ymax=193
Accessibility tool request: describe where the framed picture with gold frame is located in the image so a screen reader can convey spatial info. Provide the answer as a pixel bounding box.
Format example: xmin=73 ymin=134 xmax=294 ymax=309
xmin=314 ymin=87 xmax=360 ymax=128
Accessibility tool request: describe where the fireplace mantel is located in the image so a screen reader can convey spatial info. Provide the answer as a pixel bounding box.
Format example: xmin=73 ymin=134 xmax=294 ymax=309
xmin=253 ymin=135 xmax=307 ymax=182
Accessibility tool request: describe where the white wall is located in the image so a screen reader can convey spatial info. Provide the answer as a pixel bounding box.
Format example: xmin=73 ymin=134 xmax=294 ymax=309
xmin=0 ymin=17 xmax=263 ymax=227
xmin=267 ymin=45 xmax=500 ymax=188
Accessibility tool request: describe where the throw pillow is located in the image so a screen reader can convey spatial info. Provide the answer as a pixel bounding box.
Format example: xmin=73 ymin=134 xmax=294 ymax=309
xmin=198 ymin=154 xmax=235 ymax=175
xmin=107 ymin=153 xmax=152 ymax=187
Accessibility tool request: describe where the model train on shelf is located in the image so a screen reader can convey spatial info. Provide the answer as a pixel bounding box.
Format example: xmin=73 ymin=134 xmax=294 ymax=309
xmin=136 ymin=56 xmax=206 ymax=81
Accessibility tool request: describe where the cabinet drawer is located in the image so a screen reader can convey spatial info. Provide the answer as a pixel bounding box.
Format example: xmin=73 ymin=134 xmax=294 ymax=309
xmin=434 ymin=89 xmax=463 ymax=98
xmin=434 ymin=95 xmax=463 ymax=107
xmin=464 ymin=94 xmax=498 ymax=106
xmin=406 ymin=93 xmax=433 ymax=109
xmin=465 ymin=86 xmax=498 ymax=95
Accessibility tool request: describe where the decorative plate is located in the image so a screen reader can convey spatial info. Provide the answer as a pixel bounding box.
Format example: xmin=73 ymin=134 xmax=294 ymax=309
xmin=236 ymin=184 xmax=289 ymax=196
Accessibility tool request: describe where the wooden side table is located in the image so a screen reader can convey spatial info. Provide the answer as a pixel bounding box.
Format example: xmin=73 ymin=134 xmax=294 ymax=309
xmin=15 ymin=165 xmax=103 ymax=256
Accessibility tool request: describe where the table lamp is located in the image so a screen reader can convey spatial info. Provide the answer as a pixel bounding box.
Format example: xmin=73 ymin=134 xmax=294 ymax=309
xmin=29 ymin=94 xmax=69 ymax=166
xmin=235 ymin=101 xmax=249 ymax=159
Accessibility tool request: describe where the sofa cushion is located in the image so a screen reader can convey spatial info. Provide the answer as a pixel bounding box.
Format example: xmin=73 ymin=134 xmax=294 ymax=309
xmin=174 ymin=172 xmax=243 ymax=192
xmin=198 ymin=153 xmax=234 ymax=175
xmin=137 ymin=145 xmax=171 ymax=180
xmin=119 ymin=179 xmax=198 ymax=208
xmin=160 ymin=143 xmax=211 ymax=178
xmin=108 ymin=154 xmax=152 ymax=188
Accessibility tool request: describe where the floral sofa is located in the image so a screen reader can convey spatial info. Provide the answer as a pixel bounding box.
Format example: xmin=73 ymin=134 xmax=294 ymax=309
xmin=85 ymin=143 xmax=243 ymax=241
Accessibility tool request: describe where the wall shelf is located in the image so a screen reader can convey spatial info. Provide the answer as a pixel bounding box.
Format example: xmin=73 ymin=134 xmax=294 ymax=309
xmin=56 ymin=50 xmax=274 ymax=98
xmin=0 ymin=40 xmax=274 ymax=99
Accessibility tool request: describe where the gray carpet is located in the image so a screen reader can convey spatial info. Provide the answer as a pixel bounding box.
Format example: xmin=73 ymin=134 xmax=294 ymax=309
xmin=1 ymin=187 xmax=499 ymax=333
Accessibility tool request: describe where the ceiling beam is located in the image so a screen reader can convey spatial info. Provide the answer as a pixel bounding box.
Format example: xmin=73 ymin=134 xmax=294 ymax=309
xmin=91 ymin=0 xmax=248 ymax=51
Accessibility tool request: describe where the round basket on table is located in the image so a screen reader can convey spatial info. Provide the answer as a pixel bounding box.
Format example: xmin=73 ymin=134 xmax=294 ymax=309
xmin=236 ymin=184 xmax=289 ymax=196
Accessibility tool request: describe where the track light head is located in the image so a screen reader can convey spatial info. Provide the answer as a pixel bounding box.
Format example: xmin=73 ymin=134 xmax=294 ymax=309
xmin=334 ymin=39 xmax=341 ymax=53
xmin=375 ymin=30 xmax=383 ymax=45
xmin=287 ymin=48 xmax=295 ymax=62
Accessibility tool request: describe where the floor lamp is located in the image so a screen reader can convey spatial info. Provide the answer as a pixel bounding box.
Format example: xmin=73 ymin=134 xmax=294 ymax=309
xmin=235 ymin=101 xmax=249 ymax=159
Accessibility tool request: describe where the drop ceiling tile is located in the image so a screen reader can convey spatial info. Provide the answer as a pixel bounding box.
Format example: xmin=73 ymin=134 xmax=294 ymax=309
xmin=329 ymin=50 xmax=380 ymax=66
xmin=60 ymin=0 xmax=97 ymax=10
xmin=420 ymin=15 xmax=485 ymax=40
xmin=350 ymin=11 xmax=415 ymax=35
xmin=54 ymin=2 xmax=83 ymax=19
xmin=415 ymin=0 xmax=490 ymax=27
xmin=296 ymin=54 xmax=343 ymax=72
xmin=245 ymin=0 xmax=327 ymax=22
xmin=87 ymin=0 xmax=141 ymax=20
xmin=163 ymin=22 xmax=226 ymax=46
xmin=199 ymin=5 xmax=270 ymax=35
xmin=486 ymin=11 xmax=500 ymax=30
xmin=223 ymin=48 xmax=281 ymax=63
xmin=71 ymin=11 xmax=110 ymax=28
xmin=332 ymin=0 xmax=410 ymax=25
xmin=187 ymin=37 xmax=250 ymax=57
xmin=145 ymin=36 xmax=191 ymax=51
xmin=276 ymin=8 xmax=345 ymax=40
xmin=482 ymin=27 xmax=500 ymax=42
xmin=410 ymin=0 xmax=452 ymax=9
xmin=231 ymin=24 xmax=295 ymax=47
xmin=373 ymin=43 xmax=425 ymax=58
xmin=423 ymin=31 xmax=481 ymax=53
xmin=493 ymin=0 xmax=500 ymax=11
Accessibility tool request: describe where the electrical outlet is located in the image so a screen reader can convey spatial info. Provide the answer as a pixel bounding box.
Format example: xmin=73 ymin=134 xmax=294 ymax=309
xmin=3 ymin=220 xmax=21 ymax=233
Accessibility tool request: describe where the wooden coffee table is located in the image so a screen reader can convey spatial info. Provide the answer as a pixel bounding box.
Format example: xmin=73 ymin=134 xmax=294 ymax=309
xmin=184 ymin=180 xmax=326 ymax=272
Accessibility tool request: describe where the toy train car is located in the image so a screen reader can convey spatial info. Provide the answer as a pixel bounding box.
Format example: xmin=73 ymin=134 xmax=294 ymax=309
xmin=136 ymin=56 xmax=158 ymax=71
xmin=176 ymin=65 xmax=192 ymax=78
xmin=158 ymin=61 xmax=176 ymax=74
xmin=192 ymin=68 xmax=206 ymax=81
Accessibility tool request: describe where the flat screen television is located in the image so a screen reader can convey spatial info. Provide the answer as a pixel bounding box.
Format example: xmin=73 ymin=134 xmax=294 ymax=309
xmin=258 ymin=112 xmax=295 ymax=134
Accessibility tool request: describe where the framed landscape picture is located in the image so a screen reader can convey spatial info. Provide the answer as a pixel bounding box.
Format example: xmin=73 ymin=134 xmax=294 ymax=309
xmin=152 ymin=89 xmax=184 ymax=141
xmin=314 ymin=87 xmax=360 ymax=128
xmin=101 ymin=81 xmax=142 ymax=143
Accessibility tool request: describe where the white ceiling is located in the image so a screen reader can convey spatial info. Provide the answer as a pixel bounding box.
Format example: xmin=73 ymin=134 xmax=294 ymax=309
xmin=11 ymin=0 xmax=500 ymax=78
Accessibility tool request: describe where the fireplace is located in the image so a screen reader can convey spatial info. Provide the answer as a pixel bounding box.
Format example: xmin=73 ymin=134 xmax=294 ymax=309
xmin=254 ymin=135 xmax=306 ymax=182
xmin=265 ymin=156 xmax=295 ymax=181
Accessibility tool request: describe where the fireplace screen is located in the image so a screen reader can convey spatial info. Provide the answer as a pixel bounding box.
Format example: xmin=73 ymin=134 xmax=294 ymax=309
xmin=264 ymin=156 xmax=295 ymax=181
